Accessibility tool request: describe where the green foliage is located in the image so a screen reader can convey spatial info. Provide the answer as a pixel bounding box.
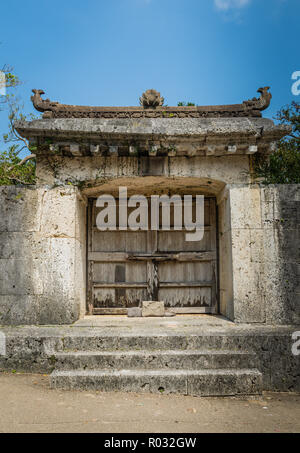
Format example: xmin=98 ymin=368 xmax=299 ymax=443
xmin=177 ymin=101 xmax=196 ymax=107
xmin=0 ymin=64 xmax=21 ymax=110
xmin=0 ymin=146 xmax=36 ymax=185
xmin=0 ymin=94 xmax=37 ymax=185
xmin=254 ymin=102 xmax=300 ymax=184
xmin=254 ymin=141 xmax=300 ymax=184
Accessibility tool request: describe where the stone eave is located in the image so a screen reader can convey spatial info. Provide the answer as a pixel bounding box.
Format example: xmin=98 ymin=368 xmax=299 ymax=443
xmin=15 ymin=117 xmax=290 ymax=158
xmin=30 ymin=87 xmax=273 ymax=119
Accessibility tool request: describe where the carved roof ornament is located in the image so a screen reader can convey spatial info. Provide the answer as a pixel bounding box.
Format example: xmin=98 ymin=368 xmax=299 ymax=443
xmin=243 ymin=87 xmax=272 ymax=111
xmin=139 ymin=89 xmax=164 ymax=109
xmin=31 ymin=87 xmax=272 ymax=119
xmin=31 ymin=89 xmax=59 ymax=113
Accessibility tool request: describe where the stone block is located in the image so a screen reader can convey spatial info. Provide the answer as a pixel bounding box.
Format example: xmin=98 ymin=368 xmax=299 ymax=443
xmin=0 ymin=295 xmax=40 ymax=325
xmin=168 ymin=156 xmax=250 ymax=184
xmin=38 ymin=295 xmax=80 ymax=325
xmin=128 ymin=307 xmax=142 ymax=318
xmin=39 ymin=187 xmax=77 ymax=238
xmin=0 ymin=232 xmax=49 ymax=260
xmin=0 ymin=187 xmax=39 ymax=233
xmin=229 ymin=185 xmax=262 ymax=229
xmin=0 ymin=259 xmax=44 ymax=296
xmin=231 ymin=229 xmax=265 ymax=323
xmin=165 ymin=311 xmax=176 ymax=317
xmin=218 ymin=195 xmax=231 ymax=235
xmin=142 ymin=301 xmax=165 ymax=317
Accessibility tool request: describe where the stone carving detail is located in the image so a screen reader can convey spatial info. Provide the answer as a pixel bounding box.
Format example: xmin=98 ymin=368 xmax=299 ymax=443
xmin=243 ymin=87 xmax=272 ymax=112
xmin=31 ymin=89 xmax=59 ymax=117
xmin=139 ymin=89 xmax=164 ymax=109
xmin=31 ymin=87 xmax=272 ymax=119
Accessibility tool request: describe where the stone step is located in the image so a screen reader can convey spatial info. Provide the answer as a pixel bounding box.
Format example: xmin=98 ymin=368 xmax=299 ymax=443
xmin=57 ymin=335 xmax=253 ymax=352
xmin=53 ymin=350 xmax=258 ymax=371
xmin=50 ymin=368 xmax=263 ymax=396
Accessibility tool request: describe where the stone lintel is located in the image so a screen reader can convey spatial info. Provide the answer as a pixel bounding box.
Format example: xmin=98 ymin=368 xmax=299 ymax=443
xmin=14 ymin=118 xmax=290 ymax=158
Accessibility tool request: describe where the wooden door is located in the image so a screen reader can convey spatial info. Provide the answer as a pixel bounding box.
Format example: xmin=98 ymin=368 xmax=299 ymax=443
xmin=87 ymin=197 xmax=218 ymax=314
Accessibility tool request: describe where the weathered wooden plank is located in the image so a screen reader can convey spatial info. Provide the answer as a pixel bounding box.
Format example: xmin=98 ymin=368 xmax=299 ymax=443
xmin=130 ymin=252 xmax=216 ymax=262
xmin=160 ymin=281 xmax=213 ymax=288
xmin=209 ymin=199 xmax=218 ymax=313
xmin=93 ymin=300 xmax=214 ymax=313
xmin=92 ymin=226 xmax=213 ymax=232
xmin=147 ymin=260 xmax=159 ymax=301
xmin=175 ymin=252 xmax=216 ymax=262
xmin=171 ymin=307 xmax=217 ymax=314
xmin=89 ymin=252 xmax=129 ymax=262
xmin=87 ymin=199 xmax=94 ymax=315
xmin=89 ymin=197 xmax=219 ymax=315
xmin=147 ymin=231 xmax=158 ymax=300
xmin=93 ymin=283 xmax=148 ymax=288
xmin=158 ymin=230 xmax=210 ymax=253
xmin=93 ymin=308 xmax=128 ymax=315
xmin=159 ymin=287 xmax=212 ymax=309
xmin=131 ymin=254 xmax=171 ymax=262
xmin=115 ymin=264 xmax=126 ymax=306
xmin=89 ymin=251 xmax=216 ymax=262
xmin=92 ymin=229 xmax=148 ymax=253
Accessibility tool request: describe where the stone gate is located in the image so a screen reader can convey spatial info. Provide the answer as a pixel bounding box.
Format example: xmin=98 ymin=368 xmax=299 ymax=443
xmin=0 ymin=87 xmax=299 ymax=394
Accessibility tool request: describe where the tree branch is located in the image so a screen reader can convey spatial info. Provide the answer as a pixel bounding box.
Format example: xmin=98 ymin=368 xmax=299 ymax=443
xmin=6 ymin=175 xmax=34 ymax=185
xmin=7 ymin=153 xmax=36 ymax=172
xmin=8 ymin=116 xmax=29 ymax=148
xmin=289 ymin=134 xmax=300 ymax=141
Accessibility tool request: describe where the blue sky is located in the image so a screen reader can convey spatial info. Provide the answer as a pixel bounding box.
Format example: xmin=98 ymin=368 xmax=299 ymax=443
xmin=0 ymin=0 xmax=299 ymax=156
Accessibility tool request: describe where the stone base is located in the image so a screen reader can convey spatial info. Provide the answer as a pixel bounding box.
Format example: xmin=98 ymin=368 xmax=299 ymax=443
xmin=127 ymin=308 xmax=142 ymax=318
xmin=0 ymin=317 xmax=299 ymax=394
xmin=51 ymin=369 xmax=262 ymax=396
xmin=128 ymin=304 xmax=175 ymax=318
xmin=142 ymin=301 xmax=165 ymax=317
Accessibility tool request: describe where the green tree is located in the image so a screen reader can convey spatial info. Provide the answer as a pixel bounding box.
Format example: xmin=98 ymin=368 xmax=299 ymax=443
xmin=177 ymin=101 xmax=196 ymax=107
xmin=0 ymin=145 xmax=36 ymax=185
xmin=254 ymin=101 xmax=300 ymax=184
xmin=1 ymin=61 xmax=36 ymax=185
xmin=0 ymin=64 xmax=20 ymax=110
xmin=0 ymin=101 xmax=37 ymax=185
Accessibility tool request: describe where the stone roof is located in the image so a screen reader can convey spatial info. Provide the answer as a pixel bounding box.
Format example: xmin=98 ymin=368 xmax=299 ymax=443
xmin=15 ymin=117 xmax=290 ymax=158
xmin=30 ymin=87 xmax=272 ymax=119
xmin=14 ymin=87 xmax=291 ymax=158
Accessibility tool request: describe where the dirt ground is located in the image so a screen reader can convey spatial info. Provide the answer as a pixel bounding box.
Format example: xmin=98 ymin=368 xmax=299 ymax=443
xmin=0 ymin=372 xmax=299 ymax=433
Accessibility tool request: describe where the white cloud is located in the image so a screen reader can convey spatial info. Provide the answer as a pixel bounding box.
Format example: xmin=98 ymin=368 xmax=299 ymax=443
xmin=214 ymin=0 xmax=251 ymax=11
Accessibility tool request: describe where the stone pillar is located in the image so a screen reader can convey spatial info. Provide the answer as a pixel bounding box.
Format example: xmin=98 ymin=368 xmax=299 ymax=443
xmin=221 ymin=184 xmax=300 ymax=325
xmin=0 ymin=186 xmax=87 ymax=325
xmin=36 ymin=186 xmax=87 ymax=324
xmin=217 ymin=187 xmax=234 ymax=321
xmin=261 ymin=185 xmax=300 ymax=325
xmin=221 ymin=184 xmax=266 ymax=323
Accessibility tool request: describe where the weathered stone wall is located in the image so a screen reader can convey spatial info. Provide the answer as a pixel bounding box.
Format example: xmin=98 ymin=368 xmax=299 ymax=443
xmin=221 ymin=184 xmax=300 ymax=325
xmin=0 ymin=186 xmax=86 ymax=325
xmin=227 ymin=185 xmax=266 ymax=323
xmin=218 ymin=188 xmax=234 ymax=320
xmin=36 ymin=155 xmax=251 ymax=187
xmin=262 ymin=185 xmax=300 ymax=325
xmin=0 ymin=325 xmax=298 ymax=392
xmin=0 ymin=184 xmax=299 ymax=326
